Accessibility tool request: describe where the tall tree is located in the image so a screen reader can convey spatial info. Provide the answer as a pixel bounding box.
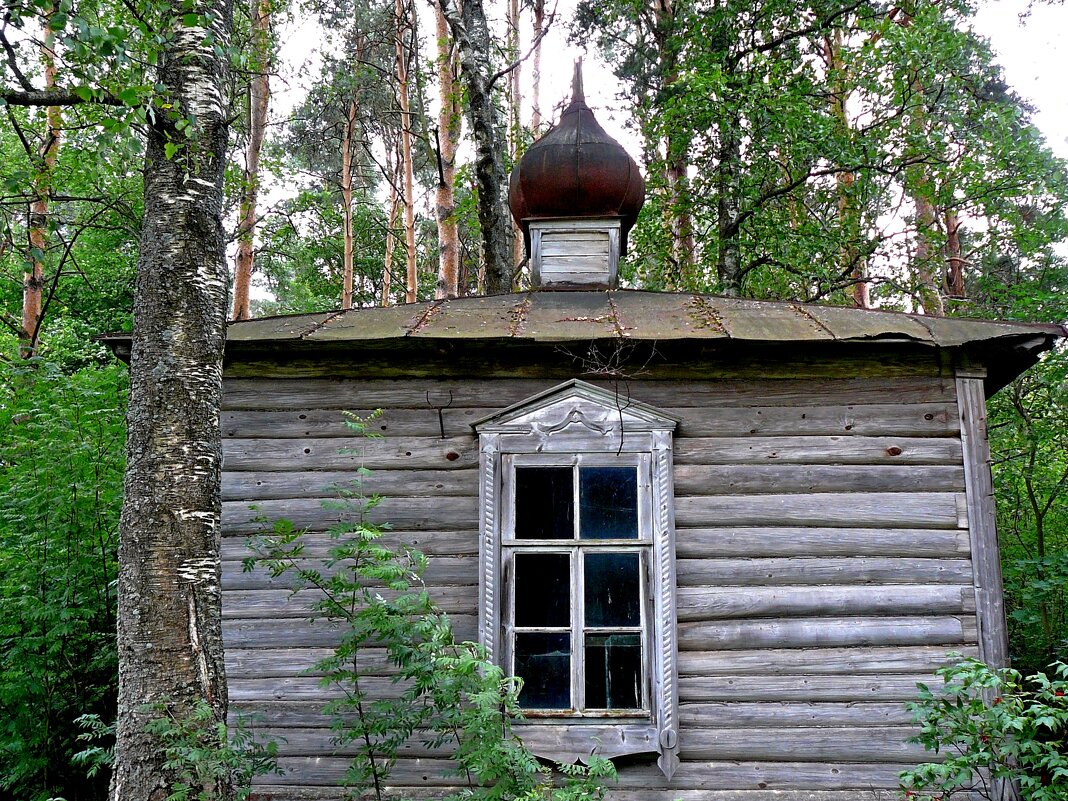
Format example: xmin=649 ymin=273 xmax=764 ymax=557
xmin=395 ymin=0 xmax=418 ymax=302
xmin=437 ymin=0 xmax=514 ymax=294
xmin=231 ymin=0 xmax=274 ymax=320
xmin=433 ymin=2 xmax=462 ymax=299
xmin=111 ymin=0 xmax=235 ymax=796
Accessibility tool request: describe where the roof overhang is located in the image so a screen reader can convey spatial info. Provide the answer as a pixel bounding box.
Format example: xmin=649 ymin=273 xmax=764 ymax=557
xmin=98 ymin=290 xmax=1066 ymax=396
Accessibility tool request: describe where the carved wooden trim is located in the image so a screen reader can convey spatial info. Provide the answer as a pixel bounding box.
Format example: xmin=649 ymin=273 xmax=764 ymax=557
xmin=955 ymin=376 xmax=1009 ymax=669
xmin=475 ymin=381 xmax=679 ymax=776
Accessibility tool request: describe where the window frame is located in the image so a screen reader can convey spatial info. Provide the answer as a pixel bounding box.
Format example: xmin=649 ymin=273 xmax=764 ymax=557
xmin=473 ymin=380 xmax=680 ymax=777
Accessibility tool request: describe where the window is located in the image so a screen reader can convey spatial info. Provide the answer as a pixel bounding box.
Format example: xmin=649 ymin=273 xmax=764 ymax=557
xmin=474 ymin=380 xmax=679 ymax=777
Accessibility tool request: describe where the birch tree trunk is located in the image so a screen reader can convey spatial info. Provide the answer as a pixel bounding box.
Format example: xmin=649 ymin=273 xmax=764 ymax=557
xmin=434 ymin=4 xmax=461 ymax=299
xmin=22 ymin=10 xmax=61 ymax=357
xmin=110 ymin=0 xmax=234 ymax=797
xmin=230 ymin=0 xmax=271 ymax=321
xmin=437 ymin=0 xmax=514 ymax=294
xmin=397 ymin=0 xmax=418 ymax=303
xmin=341 ymin=99 xmax=356 ymax=309
xmin=716 ymin=91 xmax=743 ymax=296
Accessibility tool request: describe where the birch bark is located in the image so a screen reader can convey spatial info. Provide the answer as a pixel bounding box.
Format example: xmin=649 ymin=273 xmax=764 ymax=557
xmin=111 ymin=0 xmax=234 ymax=797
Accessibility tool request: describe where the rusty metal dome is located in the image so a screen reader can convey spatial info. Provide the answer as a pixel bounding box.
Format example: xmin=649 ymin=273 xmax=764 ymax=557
xmin=508 ymin=62 xmax=645 ymax=252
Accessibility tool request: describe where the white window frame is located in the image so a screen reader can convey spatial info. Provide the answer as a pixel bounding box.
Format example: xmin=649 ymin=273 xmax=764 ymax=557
xmin=473 ymin=380 xmax=680 ymax=777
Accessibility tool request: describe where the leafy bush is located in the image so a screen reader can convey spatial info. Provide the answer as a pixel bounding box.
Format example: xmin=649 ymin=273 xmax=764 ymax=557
xmin=901 ymin=657 xmax=1068 ymax=801
xmin=246 ymin=415 xmax=616 ymax=801
xmin=0 ymin=353 xmax=126 ymax=800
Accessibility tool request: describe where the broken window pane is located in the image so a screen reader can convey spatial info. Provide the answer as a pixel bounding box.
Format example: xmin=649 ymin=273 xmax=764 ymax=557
xmin=584 ymin=551 xmax=641 ymax=627
xmin=579 ymin=466 xmax=638 ymax=539
xmin=515 ymin=467 xmax=574 ymax=539
xmin=515 ymin=632 xmax=571 ymax=709
xmin=514 ymin=553 xmax=570 ymax=627
xmin=584 ymin=633 xmax=642 ymax=710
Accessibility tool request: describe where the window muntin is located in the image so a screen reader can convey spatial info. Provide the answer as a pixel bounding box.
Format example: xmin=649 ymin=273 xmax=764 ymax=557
xmin=506 ymin=460 xmax=650 ymax=716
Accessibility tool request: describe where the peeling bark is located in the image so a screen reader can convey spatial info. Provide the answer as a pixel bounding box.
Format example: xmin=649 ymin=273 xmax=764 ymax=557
xmin=230 ymin=0 xmax=271 ymax=321
xmin=111 ymin=1 xmax=234 ymax=798
xmin=437 ymin=0 xmax=514 ymax=294
xmin=434 ymin=4 xmax=461 ymax=299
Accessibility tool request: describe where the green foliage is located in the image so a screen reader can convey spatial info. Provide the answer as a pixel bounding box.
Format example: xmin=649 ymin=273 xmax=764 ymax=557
xmin=0 ymin=345 xmax=126 ymax=801
xmin=902 ymin=657 xmax=1068 ymax=801
xmin=246 ymin=414 xmax=617 ymax=801
xmin=144 ymin=699 xmax=281 ymax=801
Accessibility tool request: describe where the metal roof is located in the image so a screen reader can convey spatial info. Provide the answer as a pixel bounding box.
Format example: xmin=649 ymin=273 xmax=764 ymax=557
xmin=223 ymin=290 xmax=1065 ymax=349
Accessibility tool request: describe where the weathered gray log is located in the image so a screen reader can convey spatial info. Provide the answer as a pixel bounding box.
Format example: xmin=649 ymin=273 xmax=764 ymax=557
xmin=677 ymin=645 xmax=976 ymax=676
xmin=678 ymin=701 xmax=914 ymax=727
xmin=222 ymin=376 xmax=952 ymax=411
xmin=679 ymin=615 xmax=974 ymax=650
xmin=220 ymin=401 xmax=959 ymax=439
xmin=673 ymin=492 xmax=964 ymax=529
xmin=674 ymin=464 xmax=964 ymax=495
xmin=674 ymin=436 xmax=961 ymax=465
xmin=676 ymin=584 xmax=969 ymax=621
xmin=221 ymin=529 xmax=478 ymax=558
xmin=679 ymin=673 xmax=936 ymax=702
xmin=222 ymin=469 xmax=478 ymax=501
xmin=674 ymin=527 xmax=969 ymax=558
xmin=242 ymin=790 xmax=905 ymax=801
xmin=676 ymin=557 xmax=973 ymax=586
xmin=222 ymin=614 xmax=478 ymax=648
xmin=260 ymin=756 xmax=916 ymax=789
xmin=223 ymin=586 xmax=476 ymax=619
xmin=222 ymin=436 xmax=478 ymax=472
xmin=221 ymin=496 xmax=479 ymax=535
xmin=222 ymin=556 xmax=477 ymax=590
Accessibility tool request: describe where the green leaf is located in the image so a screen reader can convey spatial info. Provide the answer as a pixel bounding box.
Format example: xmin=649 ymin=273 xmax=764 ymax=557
xmin=73 ymin=85 xmax=93 ymax=102
xmin=164 ymin=141 xmax=180 ymax=160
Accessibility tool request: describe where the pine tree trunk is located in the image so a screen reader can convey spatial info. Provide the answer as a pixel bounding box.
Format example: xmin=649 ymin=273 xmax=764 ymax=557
xmin=912 ymin=190 xmax=944 ymax=315
xmin=341 ymin=99 xmax=356 ymax=310
xmin=438 ymin=0 xmax=514 ymax=294
xmin=230 ymin=0 xmax=270 ymax=321
xmin=397 ymin=0 xmax=418 ymax=303
xmin=22 ymin=11 xmax=61 ymax=357
xmin=110 ymin=1 xmax=234 ymax=798
xmin=434 ymin=4 xmax=461 ymax=299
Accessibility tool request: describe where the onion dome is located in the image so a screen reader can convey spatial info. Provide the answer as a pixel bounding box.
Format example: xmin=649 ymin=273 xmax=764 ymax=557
xmin=509 ymin=61 xmax=645 ymax=254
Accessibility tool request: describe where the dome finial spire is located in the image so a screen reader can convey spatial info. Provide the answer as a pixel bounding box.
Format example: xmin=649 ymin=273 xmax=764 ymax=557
xmin=571 ymin=58 xmax=585 ymax=107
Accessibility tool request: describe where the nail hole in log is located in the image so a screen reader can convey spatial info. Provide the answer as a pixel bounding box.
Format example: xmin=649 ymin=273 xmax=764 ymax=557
xmin=445 ymin=452 xmax=460 ymax=461
xmin=298 ymin=414 xmax=307 ymax=420
xmin=303 ymin=448 xmax=311 ymax=454
xmin=924 ymin=413 xmax=935 ymax=420
xmin=886 ymin=446 xmax=903 ymax=456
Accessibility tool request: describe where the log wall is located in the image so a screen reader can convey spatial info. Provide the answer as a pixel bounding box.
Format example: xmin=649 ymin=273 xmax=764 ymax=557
xmin=221 ymin=361 xmax=981 ymax=801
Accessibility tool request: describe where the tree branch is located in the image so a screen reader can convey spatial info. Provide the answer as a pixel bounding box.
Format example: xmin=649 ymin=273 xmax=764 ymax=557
xmin=1 ymin=14 xmax=36 ymax=93
xmin=0 ymin=87 xmax=126 ymax=106
xmin=488 ymin=0 xmax=557 ymax=90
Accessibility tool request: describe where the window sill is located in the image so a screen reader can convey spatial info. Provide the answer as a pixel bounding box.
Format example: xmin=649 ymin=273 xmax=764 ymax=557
xmin=511 ymin=720 xmax=659 ymax=761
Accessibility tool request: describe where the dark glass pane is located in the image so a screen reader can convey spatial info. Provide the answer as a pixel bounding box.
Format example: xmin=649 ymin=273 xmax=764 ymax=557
xmin=585 ymin=633 xmax=642 ymax=710
xmin=515 ymin=467 xmax=574 ymax=539
xmin=514 ymin=553 xmax=570 ymax=627
xmin=515 ymin=633 xmax=571 ymax=709
xmin=579 ymin=467 xmax=638 ymax=539
xmin=584 ymin=552 xmax=641 ymax=627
